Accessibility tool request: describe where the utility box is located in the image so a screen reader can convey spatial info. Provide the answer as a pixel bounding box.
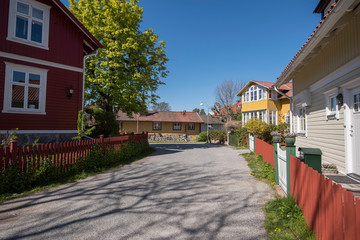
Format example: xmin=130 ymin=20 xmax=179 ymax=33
xmin=298 ymin=147 xmax=322 ymax=174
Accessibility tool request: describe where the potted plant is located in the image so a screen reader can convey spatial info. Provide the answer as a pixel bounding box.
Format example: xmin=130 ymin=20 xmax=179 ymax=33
xmin=284 ymin=132 xmax=297 ymax=146
xmin=270 ymin=131 xmax=281 ymax=143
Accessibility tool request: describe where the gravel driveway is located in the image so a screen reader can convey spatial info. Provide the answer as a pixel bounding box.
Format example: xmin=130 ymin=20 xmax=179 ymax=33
xmin=0 ymin=143 xmax=273 ymax=240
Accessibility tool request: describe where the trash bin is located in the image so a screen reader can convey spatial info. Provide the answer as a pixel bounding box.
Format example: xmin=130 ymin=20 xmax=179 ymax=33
xmin=298 ymin=147 xmax=322 ymax=174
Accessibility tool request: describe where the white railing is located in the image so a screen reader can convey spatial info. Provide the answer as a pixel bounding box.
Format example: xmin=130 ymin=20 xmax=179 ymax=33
xmin=249 ymin=134 xmax=255 ymax=152
xmin=277 ymin=144 xmax=287 ymax=194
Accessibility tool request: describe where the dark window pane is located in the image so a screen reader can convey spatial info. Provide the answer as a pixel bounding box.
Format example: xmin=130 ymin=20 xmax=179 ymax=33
xmin=32 ymin=8 xmax=43 ymax=20
xmin=31 ymin=20 xmax=42 ymax=43
xmin=28 ymin=87 xmax=39 ymax=109
xmin=29 ymin=73 xmax=40 ymax=85
xmin=16 ymin=16 xmax=28 ymax=39
xmin=12 ymin=85 xmax=24 ymax=108
xmin=13 ymin=71 xmax=26 ymax=83
xmin=17 ymin=2 xmax=29 ymax=15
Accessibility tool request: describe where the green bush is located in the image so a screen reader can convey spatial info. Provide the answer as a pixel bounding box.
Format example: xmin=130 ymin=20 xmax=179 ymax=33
xmin=245 ymin=118 xmax=268 ymax=136
xmin=90 ymin=106 xmax=119 ymax=138
xmin=196 ymin=132 xmax=208 ymax=142
xmin=0 ymin=141 xmax=151 ymax=196
xmin=208 ymin=130 xmax=226 ymax=143
xmin=236 ymin=127 xmax=248 ymax=147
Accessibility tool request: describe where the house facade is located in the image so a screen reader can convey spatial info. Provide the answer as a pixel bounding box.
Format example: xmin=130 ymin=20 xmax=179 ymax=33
xmin=199 ymin=115 xmax=225 ymax=132
xmin=117 ymin=111 xmax=204 ymax=141
xmin=275 ymin=0 xmax=360 ymax=175
xmin=238 ymin=80 xmax=292 ymax=126
xmin=0 ymin=0 xmax=102 ymax=144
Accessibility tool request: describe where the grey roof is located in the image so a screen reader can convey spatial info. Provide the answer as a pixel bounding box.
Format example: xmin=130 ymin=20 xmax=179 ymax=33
xmin=199 ymin=115 xmax=224 ymax=125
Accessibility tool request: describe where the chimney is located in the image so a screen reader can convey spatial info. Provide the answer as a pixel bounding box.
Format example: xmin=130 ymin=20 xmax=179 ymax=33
xmin=182 ymin=110 xmax=186 ymax=115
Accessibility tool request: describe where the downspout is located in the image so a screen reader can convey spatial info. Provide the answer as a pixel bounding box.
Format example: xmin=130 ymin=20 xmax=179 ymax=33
xmin=82 ymin=49 xmax=99 ymax=111
xmin=273 ymin=85 xmax=293 ymax=133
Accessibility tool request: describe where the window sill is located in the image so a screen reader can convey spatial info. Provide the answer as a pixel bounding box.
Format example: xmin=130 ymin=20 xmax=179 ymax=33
xmin=6 ymin=37 xmax=49 ymax=50
xmin=2 ymin=109 xmax=46 ymax=115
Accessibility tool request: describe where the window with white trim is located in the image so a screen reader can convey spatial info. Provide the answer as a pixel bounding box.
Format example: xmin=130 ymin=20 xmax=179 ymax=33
xmin=153 ymin=122 xmax=161 ymax=130
xmin=7 ymin=0 xmax=50 ymax=49
xmin=268 ymin=110 xmax=277 ymax=125
xmin=3 ymin=62 xmax=47 ymax=114
xmin=325 ymin=91 xmax=339 ymax=120
xmin=188 ymin=123 xmax=195 ymax=130
xmin=173 ymin=123 xmax=181 ymax=130
xmin=242 ymin=85 xmax=266 ymax=103
xmin=298 ymin=107 xmax=307 ymax=133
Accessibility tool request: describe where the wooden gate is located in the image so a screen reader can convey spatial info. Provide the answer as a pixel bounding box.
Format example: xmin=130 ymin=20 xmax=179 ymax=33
xmin=277 ymin=144 xmax=287 ymax=194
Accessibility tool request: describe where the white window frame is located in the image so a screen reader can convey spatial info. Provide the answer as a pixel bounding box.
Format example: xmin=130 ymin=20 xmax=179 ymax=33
xmin=7 ymin=0 xmax=51 ymax=50
xmin=173 ymin=122 xmax=181 ymax=130
xmin=268 ymin=110 xmax=278 ymax=125
xmin=3 ymin=62 xmax=48 ymax=114
xmin=324 ymin=89 xmax=340 ymax=120
xmin=188 ymin=122 xmax=195 ymax=130
xmin=153 ymin=122 xmax=162 ymax=130
xmin=297 ymin=106 xmax=307 ymax=135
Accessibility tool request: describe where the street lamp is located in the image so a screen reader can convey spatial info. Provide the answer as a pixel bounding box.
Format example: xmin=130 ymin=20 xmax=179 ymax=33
xmin=200 ymin=102 xmax=209 ymax=143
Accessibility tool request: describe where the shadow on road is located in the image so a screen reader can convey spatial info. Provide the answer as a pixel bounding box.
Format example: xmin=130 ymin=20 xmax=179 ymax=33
xmin=149 ymin=143 xmax=224 ymax=157
xmin=0 ymin=143 xmax=269 ymax=240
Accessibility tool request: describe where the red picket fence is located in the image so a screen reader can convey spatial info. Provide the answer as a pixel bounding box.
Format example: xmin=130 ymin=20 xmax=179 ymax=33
xmin=254 ymin=138 xmax=274 ymax=168
xmin=290 ymin=155 xmax=360 ymax=240
xmin=0 ymin=133 xmax=148 ymax=173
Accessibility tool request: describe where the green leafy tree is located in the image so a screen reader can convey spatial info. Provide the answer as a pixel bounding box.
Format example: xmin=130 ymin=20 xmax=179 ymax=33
xmin=73 ymin=110 xmax=95 ymax=140
xmin=152 ymin=102 xmax=171 ymax=111
xmin=69 ymin=0 xmax=169 ymax=114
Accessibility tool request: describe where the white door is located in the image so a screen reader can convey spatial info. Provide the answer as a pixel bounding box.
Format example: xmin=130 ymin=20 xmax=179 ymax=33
xmin=351 ymin=89 xmax=360 ymax=175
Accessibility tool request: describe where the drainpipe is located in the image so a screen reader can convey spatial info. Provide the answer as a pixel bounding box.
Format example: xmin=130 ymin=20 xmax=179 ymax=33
xmin=82 ymin=49 xmax=99 ymax=111
xmin=273 ymin=85 xmax=293 ymax=133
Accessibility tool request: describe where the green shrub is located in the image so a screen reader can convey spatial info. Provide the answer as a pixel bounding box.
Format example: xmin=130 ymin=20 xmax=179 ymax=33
xmin=0 ymin=141 xmax=151 ymax=196
xmin=208 ymin=130 xmax=226 ymax=143
xmin=196 ymin=132 xmax=208 ymax=142
xmin=90 ymin=106 xmax=119 ymax=138
xmin=245 ymin=118 xmax=268 ymax=136
xmin=236 ymin=127 xmax=248 ymax=147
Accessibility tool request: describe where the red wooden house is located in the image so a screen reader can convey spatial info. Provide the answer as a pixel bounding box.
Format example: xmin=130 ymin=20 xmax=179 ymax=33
xmin=0 ymin=0 xmax=102 ymax=143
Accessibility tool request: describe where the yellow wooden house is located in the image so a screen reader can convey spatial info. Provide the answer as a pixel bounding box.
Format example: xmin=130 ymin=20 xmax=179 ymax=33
xmin=237 ymin=80 xmax=293 ymax=125
xmin=117 ymin=110 xmax=204 ymax=141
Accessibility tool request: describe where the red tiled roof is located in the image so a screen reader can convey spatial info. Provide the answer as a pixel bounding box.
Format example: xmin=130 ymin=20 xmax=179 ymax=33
xmin=277 ymin=0 xmax=340 ymax=83
xmin=117 ymin=111 xmax=204 ymax=123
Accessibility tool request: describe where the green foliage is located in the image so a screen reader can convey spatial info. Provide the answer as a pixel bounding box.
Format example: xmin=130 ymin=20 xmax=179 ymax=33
xmin=265 ymin=197 xmax=316 ymax=240
xmin=196 ymin=132 xmax=208 ymax=142
xmin=260 ymin=123 xmax=290 ymax=144
xmin=1 ymin=128 xmax=18 ymax=147
xmin=236 ymin=127 xmax=248 ymax=147
xmin=69 ymin=0 xmax=169 ymax=113
xmin=90 ymin=106 xmax=120 ymax=138
xmin=208 ymin=130 xmax=227 ymax=143
xmin=73 ymin=110 xmax=95 ymax=140
xmin=0 ymin=141 xmax=151 ymax=196
xmin=243 ymin=153 xmax=275 ymax=185
xmin=236 ymin=112 xmax=242 ymax=121
xmin=245 ymin=118 xmax=268 ymax=136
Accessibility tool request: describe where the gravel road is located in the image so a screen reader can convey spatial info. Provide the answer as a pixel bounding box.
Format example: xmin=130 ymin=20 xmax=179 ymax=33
xmin=0 ymin=143 xmax=273 ymax=240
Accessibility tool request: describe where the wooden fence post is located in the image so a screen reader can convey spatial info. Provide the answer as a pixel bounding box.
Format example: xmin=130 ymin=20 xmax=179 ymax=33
xmin=10 ymin=140 xmax=18 ymax=164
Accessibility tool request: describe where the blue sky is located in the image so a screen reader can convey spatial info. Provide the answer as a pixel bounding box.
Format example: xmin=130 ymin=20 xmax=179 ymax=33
xmin=60 ymin=0 xmax=320 ymax=112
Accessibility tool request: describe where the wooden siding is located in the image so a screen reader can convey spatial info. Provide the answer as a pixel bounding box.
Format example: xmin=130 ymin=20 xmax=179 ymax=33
xmin=0 ymin=58 xmax=82 ymax=130
xmin=294 ymin=12 xmax=360 ymax=95
xmin=0 ymin=0 xmax=87 ymax=68
xmin=294 ymin=84 xmax=346 ymax=173
xmin=121 ymin=121 xmax=201 ymax=136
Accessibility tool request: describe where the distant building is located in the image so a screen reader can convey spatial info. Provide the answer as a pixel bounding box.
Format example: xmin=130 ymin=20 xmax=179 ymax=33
xmin=238 ymin=81 xmax=292 ymax=125
xmin=117 ymin=111 xmax=204 ymax=141
xmin=199 ymin=115 xmax=225 ymax=132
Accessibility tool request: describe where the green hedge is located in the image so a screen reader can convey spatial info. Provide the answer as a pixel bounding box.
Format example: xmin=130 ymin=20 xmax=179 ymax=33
xmin=0 ymin=141 xmax=151 ymax=196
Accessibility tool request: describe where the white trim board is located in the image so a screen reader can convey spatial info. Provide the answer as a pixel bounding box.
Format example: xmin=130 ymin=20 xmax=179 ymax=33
xmin=0 ymin=51 xmax=83 ymax=72
xmin=0 ymin=130 xmax=77 ymax=134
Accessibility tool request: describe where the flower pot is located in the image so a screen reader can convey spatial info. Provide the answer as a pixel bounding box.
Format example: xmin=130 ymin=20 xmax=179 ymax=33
xmin=272 ymin=135 xmax=281 ymax=143
xmin=285 ymin=137 xmax=296 ymax=147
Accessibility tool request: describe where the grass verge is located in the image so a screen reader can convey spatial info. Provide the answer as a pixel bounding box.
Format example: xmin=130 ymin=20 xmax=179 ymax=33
xmin=242 ymin=152 xmax=316 ymax=240
xmin=0 ymin=147 xmax=154 ymax=203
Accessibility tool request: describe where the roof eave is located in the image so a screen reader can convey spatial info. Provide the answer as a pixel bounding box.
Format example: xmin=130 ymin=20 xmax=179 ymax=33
xmin=275 ymin=0 xmax=357 ymax=88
